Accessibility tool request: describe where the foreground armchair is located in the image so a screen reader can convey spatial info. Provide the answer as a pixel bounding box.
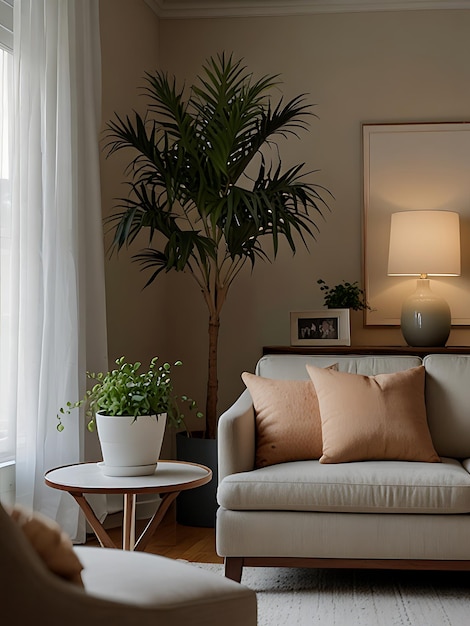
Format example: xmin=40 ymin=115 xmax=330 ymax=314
xmin=0 ymin=502 xmax=256 ymax=625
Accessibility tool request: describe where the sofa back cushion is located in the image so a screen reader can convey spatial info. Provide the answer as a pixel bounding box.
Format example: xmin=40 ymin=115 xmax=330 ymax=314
xmin=257 ymin=354 xmax=423 ymax=379
xmin=424 ymin=354 xmax=470 ymax=458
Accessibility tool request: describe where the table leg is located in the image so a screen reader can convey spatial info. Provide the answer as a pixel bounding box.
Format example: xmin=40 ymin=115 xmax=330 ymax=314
xmin=134 ymin=491 xmax=180 ymax=552
xmin=123 ymin=493 xmax=137 ymax=550
xmin=73 ymin=489 xmax=182 ymax=552
xmin=71 ymin=493 xmax=116 ymax=549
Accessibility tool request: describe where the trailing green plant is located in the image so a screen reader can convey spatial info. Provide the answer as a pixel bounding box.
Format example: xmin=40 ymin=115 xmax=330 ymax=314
xmin=104 ymin=52 xmax=329 ymax=439
xmin=57 ymin=356 xmax=202 ymax=433
xmin=317 ymin=278 xmax=370 ymax=311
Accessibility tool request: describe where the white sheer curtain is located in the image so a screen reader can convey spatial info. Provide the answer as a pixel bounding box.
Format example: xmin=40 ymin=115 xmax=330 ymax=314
xmin=0 ymin=41 xmax=14 ymax=466
xmin=6 ymin=0 xmax=107 ymax=540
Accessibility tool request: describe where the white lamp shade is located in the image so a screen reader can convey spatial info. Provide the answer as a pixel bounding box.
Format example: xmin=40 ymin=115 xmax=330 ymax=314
xmin=388 ymin=210 xmax=461 ymax=276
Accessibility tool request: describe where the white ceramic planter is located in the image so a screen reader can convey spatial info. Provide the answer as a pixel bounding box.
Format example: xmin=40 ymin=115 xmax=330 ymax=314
xmin=96 ymin=412 xmax=167 ymax=476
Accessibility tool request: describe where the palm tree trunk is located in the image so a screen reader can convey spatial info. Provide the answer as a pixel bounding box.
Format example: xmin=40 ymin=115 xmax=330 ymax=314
xmin=205 ymin=312 xmax=220 ymax=439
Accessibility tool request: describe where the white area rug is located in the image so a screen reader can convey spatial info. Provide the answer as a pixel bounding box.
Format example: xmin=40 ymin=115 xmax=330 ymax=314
xmin=192 ymin=563 xmax=470 ymax=626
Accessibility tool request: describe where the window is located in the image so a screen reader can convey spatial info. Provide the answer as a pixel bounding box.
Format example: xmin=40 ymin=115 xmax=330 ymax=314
xmin=0 ymin=0 xmax=14 ymax=463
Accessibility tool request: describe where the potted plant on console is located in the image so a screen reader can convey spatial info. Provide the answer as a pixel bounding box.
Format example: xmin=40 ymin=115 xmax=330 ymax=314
xmin=317 ymin=278 xmax=371 ymax=345
xmin=317 ymin=278 xmax=370 ymax=311
xmin=57 ymin=356 xmax=202 ymax=477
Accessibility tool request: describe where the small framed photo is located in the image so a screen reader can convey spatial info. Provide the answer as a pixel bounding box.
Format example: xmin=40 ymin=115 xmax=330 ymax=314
xmin=290 ymin=309 xmax=351 ymax=346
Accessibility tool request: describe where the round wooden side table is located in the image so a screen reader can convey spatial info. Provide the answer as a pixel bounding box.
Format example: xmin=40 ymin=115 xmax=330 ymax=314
xmin=45 ymin=460 xmax=212 ymax=551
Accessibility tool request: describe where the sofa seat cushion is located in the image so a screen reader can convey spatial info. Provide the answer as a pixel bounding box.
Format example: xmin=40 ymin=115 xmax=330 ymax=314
xmin=217 ymin=457 xmax=470 ymax=514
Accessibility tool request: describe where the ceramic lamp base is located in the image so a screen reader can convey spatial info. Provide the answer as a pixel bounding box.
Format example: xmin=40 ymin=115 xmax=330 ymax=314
xmin=400 ymin=278 xmax=451 ymax=347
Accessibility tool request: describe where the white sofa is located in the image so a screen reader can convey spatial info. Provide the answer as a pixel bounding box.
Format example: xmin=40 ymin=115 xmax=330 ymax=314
xmin=216 ymin=353 xmax=470 ymax=582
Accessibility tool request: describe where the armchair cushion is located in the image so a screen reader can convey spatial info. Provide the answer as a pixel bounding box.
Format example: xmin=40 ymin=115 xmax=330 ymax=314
xmin=76 ymin=546 xmax=256 ymax=622
xmin=7 ymin=503 xmax=84 ymax=586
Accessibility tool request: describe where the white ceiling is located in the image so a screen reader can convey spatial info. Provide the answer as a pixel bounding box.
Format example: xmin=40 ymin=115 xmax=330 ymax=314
xmin=145 ymin=0 xmax=470 ymax=19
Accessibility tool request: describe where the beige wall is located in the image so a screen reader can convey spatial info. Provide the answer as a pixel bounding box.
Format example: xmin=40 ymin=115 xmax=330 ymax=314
xmin=99 ymin=0 xmax=164 ymax=364
xmin=99 ymin=3 xmax=470 ymax=426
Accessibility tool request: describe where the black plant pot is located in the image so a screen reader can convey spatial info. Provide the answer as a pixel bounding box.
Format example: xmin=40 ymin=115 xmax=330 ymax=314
xmin=176 ymin=432 xmax=218 ymax=528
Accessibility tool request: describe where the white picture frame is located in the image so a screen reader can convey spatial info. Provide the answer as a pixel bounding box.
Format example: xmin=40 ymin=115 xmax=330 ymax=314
xmin=290 ymin=309 xmax=351 ymax=346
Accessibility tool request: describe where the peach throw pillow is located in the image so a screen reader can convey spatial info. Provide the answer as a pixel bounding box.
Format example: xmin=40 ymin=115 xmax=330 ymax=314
xmin=8 ymin=504 xmax=84 ymax=586
xmin=306 ymin=364 xmax=440 ymax=464
xmin=242 ymin=372 xmax=324 ymax=468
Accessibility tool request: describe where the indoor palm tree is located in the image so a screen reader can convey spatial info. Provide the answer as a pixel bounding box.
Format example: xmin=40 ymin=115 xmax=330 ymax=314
xmin=104 ymin=52 xmax=329 ymax=439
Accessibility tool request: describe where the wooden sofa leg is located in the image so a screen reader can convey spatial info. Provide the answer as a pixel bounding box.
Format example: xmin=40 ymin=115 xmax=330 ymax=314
xmin=224 ymin=557 xmax=243 ymax=582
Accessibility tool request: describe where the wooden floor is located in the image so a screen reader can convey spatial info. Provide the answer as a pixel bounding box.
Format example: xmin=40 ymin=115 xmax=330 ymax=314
xmin=85 ymin=505 xmax=222 ymax=564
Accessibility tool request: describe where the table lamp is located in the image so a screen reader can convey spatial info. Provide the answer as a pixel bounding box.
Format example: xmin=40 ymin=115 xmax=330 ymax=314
xmin=387 ymin=210 xmax=460 ymax=347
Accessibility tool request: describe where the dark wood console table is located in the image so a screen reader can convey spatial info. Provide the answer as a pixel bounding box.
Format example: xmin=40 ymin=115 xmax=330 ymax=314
xmin=263 ymin=346 xmax=470 ymax=357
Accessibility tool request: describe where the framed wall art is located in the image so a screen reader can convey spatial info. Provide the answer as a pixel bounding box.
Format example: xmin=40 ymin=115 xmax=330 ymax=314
xmin=363 ymin=122 xmax=470 ymax=326
xmin=290 ymin=309 xmax=351 ymax=346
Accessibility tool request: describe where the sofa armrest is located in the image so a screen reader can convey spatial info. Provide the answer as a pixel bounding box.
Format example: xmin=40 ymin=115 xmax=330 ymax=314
xmin=217 ymin=389 xmax=255 ymax=483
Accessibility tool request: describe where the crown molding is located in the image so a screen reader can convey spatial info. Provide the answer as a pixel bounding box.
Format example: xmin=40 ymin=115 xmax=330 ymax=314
xmin=145 ymin=0 xmax=470 ymax=19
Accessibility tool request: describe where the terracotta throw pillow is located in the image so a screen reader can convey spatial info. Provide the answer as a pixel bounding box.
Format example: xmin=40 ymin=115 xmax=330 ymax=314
xmin=242 ymin=372 xmax=325 ymax=468
xmin=306 ymin=364 xmax=440 ymax=464
xmin=7 ymin=504 xmax=84 ymax=586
